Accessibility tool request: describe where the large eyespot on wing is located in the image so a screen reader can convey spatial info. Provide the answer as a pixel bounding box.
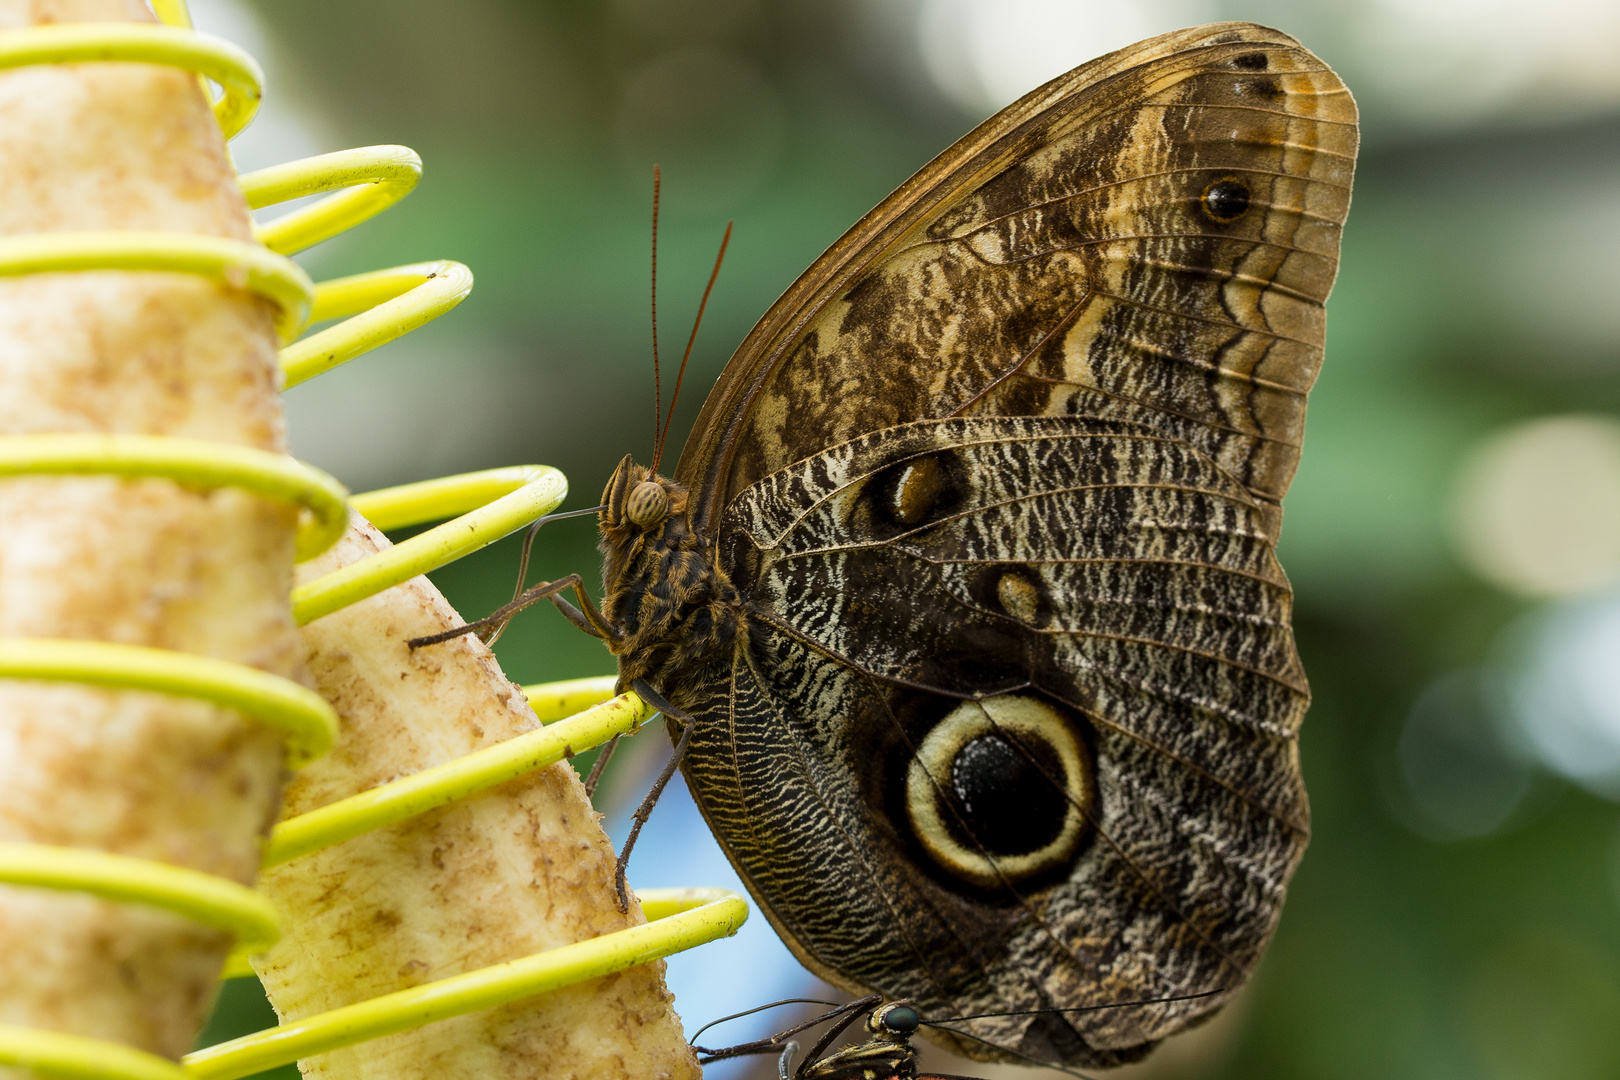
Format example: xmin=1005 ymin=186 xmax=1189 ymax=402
xmin=708 ymin=415 xmax=1309 ymax=1056
xmin=905 ymin=695 xmax=1095 ymax=890
xmin=732 ymin=414 xmax=1309 ymax=833
xmin=675 ymin=22 xmax=1356 ymax=542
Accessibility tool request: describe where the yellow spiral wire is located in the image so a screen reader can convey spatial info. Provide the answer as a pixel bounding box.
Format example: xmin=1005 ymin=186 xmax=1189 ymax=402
xmin=0 ymin=7 xmax=745 ymax=1080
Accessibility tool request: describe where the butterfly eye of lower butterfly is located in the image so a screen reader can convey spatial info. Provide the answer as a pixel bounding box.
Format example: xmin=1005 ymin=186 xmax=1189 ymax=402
xmin=874 ymin=1004 xmax=919 ymax=1036
xmin=905 ymin=696 xmax=1093 ymax=889
xmin=1200 ymin=176 xmax=1251 ymax=224
xmin=625 ymin=480 xmax=671 ymax=530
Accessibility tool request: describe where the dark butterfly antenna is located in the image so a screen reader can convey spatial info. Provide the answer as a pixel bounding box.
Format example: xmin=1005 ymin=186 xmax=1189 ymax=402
xmin=649 ymin=164 xmax=662 ymax=464
xmin=693 ymin=996 xmax=880 ymax=1072
xmin=689 ymin=998 xmax=849 ymax=1045
xmin=648 ymin=218 xmax=732 ymax=474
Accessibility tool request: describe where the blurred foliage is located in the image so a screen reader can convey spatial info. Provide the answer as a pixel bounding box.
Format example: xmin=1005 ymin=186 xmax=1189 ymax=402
xmin=195 ymin=1 xmax=1620 ymax=1076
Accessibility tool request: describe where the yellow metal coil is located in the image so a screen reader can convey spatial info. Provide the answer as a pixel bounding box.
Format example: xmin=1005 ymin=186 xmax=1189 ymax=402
xmin=0 ymin=7 xmax=744 ymax=1080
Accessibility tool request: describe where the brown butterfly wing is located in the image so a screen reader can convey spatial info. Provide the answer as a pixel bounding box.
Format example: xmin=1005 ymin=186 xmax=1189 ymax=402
xmin=667 ymin=21 xmax=1356 ymax=1067
xmin=676 ymin=21 xmax=1354 ymax=537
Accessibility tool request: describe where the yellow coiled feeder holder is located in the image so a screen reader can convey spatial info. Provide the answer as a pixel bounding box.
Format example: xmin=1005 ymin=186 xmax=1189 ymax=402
xmin=0 ymin=5 xmax=747 ymax=1080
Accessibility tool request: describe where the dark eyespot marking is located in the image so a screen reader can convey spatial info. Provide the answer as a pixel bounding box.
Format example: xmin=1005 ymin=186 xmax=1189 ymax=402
xmin=1238 ymin=75 xmax=1285 ymax=100
xmin=968 ymin=565 xmax=1050 ymax=628
xmin=1201 ymin=176 xmax=1251 ymax=223
xmin=951 ymin=733 xmax=1067 ymax=856
xmin=1232 ymin=51 xmax=1268 ymax=71
xmin=996 ymin=571 xmax=1042 ymax=624
xmin=891 ymin=457 xmax=945 ymax=524
xmin=902 ymin=697 xmax=1094 ymax=888
xmin=862 ymin=451 xmax=964 ymax=537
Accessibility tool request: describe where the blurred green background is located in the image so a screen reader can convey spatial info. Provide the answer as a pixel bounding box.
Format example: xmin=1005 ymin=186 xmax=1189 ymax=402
xmin=190 ymin=0 xmax=1620 ymax=1077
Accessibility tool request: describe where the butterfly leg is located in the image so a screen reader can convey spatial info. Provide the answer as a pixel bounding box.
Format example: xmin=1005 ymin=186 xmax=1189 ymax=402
xmin=493 ymin=507 xmax=622 ymax=643
xmin=691 ymin=1038 xmax=800 ymax=1075
xmin=478 ymin=511 xmax=552 ymax=647
xmin=456 ymin=505 xmax=612 ymax=647
xmin=548 ymin=586 xmax=621 ymax=643
xmin=406 ymin=574 xmax=580 ymax=648
xmin=691 ymin=997 xmax=884 ymax=1080
xmin=582 ymin=734 xmax=620 ymax=798
xmin=407 ymin=574 xmax=622 ymax=649
xmin=610 ymin=677 xmax=696 ymax=912
xmin=794 ymin=996 xmax=875 ymax=1075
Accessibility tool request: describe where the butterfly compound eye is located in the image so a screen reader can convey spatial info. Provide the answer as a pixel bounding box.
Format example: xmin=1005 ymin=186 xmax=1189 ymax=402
xmin=625 ymin=480 xmax=671 ymax=530
xmin=905 ymin=695 xmax=1093 ymax=889
xmin=878 ymin=1004 xmax=919 ymax=1034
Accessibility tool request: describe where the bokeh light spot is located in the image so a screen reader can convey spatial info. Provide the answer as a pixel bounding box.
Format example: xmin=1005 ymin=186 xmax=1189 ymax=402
xmin=1503 ymin=589 xmax=1620 ymax=798
xmin=1451 ymin=414 xmax=1620 ymax=598
xmin=1395 ymin=670 xmax=1530 ymax=841
xmin=914 ymin=0 xmax=1214 ymax=115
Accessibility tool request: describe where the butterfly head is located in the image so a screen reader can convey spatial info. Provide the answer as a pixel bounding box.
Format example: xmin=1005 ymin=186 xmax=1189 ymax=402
xmin=796 ymin=1001 xmax=924 ymax=1080
xmin=868 ymin=1002 xmax=921 ymax=1042
xmin=600 ymin=454 xmax=687 ymax=534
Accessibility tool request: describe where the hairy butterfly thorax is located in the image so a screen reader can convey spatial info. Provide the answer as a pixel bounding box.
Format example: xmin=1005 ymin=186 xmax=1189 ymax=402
xmin=597 ymin=454 xmax=747 ymax=705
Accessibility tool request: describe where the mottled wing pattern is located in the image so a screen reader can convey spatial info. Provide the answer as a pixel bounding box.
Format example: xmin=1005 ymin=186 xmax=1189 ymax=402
xmin=684 ymin=416 xmax=1304 ymax=1065
xmin=664 ymin=20 xmax=1357 ymax=1069
xmin=678 ymin=23 xmax=1356 ymax=541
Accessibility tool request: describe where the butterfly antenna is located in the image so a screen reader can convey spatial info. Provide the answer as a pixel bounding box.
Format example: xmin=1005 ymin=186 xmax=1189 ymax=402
xmin=650 ymin=218 xmax=731 ymax=474
xmin=689 ymin=999 xmax=848 ymax=1045
xmin=649 ymin=164 xmax=663 ymax=465
xmin=695 ymin=998 xmax=878 ymax=1070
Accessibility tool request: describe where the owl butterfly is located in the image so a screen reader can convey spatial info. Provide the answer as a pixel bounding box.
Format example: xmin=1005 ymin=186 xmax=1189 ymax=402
xmin=453 ymin=19 xmax=1356 ymax=1071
